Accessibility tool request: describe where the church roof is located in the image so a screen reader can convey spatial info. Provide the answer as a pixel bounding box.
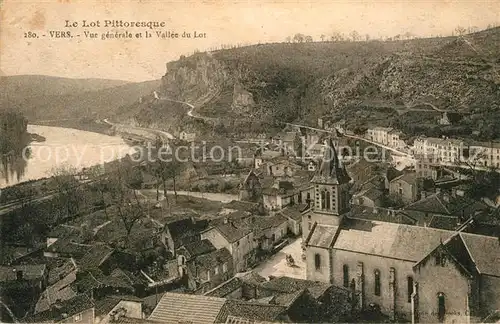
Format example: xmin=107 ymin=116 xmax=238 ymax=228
xmin=332 ymin=218 xmax=453 ymax=262
xmin=311 ymin=137 xmax=350 ymax=185
xmin=306 ymin=224 xmax=340 ymax=248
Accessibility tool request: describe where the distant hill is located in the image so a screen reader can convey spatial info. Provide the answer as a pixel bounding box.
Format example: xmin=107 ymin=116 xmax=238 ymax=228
xmin=0 ymin=75 xmax=160 ymax=121
xmin=0 ymin=75 xmax=130 ymax=98
xmin=154 ymin=27 xmax=500 ymax=140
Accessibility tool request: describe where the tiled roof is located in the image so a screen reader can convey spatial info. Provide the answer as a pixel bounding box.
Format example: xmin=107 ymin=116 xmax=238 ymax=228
xmin=192 ymin=248 xmax=233 ymax=273
xmin=0 ymin=264 xmax=47 ymax=281
xmin=225 ymin=315 xmax=276 ymax=324
xmin=221 ymin=300 xmax=287 ymax=323
xmin=461 ymin=233 xmax=500 ymax=277
xmin=35 ymin=270 xmax=77 ymax=314
xmin=166 ymin=218 xmax=209 ymax=246
xmin=207 ymin=222 xmax=252 ymax=243
xmin=112 ymin=317 xmax=159 ymax=324
xmin=346 ymin=205 xmax=416 ymax=225
xmin=390 ymin=172 xmax=418 ymax=185
xmin=48 ymin=224 xmax=81 ymax=239
xmin=243 ymin=214 xmax=288 ymax=233
xmin=78 ymin=244 xmax=114 ymax=270
xmin=259 ymin=276 xmax=332 ymax=300
xmin=306 ymin=224 xmax=339 ymax=248
xmin=405 ymin=192 xmax=488 ymax=217
xmin=148 ymin=292 xmax=227 ymax=323
xmin=279 ymin=206 xmax=303 ymax=221
xmin=386 ymin=166 xmax=404 ymax=182
xmin=359 ymin=187 xmax=384 ymax=202
xmin=205 ymin=277 xmax=243 ymax=298
xmin=273 ymin=289 xmax=305 ymax=307
xmin=93 ymin=297 xmax=121 ymax=317
xmin=26 ymin=294 xmax=94 ymax=323
xmin=333 ymin=218 xmax=453 ymax=262
xmin=47 ymin=259 xmax=77 ymax=285
xmin=236 ymin=271 xmax=267 ymax=285
xmin=46 ymin=239 xmax=92 ymax=256
xmin=179 ymin=239 xmax=216 ymax=258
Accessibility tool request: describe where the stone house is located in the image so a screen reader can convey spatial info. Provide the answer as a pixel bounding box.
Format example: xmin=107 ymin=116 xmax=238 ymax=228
xmin=179 ymin=130 xmax=196 ymax=142
xmin=201 ymin=219 xmax=255 ymax=272
xmin=242 ymin=214 xmax=289 ymax=252
xmin=239 ymin=170 xmax=262 ymax=202
xmin=389 ymin=172 xmax=423 ymax=203
xmin=176 ymin=240 xmax=234 ymax=294
xmin=161 ymin=217 xmax=209 ymax=256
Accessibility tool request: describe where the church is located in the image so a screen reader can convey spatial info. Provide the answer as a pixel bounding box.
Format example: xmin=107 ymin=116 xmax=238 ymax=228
xmin=302 ymin=138 xmax=500 ymax=323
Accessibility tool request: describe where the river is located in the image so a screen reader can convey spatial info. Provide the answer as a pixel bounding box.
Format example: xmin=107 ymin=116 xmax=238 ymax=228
xmin=0 ymin=125 xmax=135 ymax=189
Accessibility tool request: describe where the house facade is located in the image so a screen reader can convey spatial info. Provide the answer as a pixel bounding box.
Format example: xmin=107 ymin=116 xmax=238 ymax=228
xmin=467 ymin=141 xmax=500 ymax=168
xmin=389 ymin=172 xmax=422 ymax=203
xmin=201 ymin=221 xmax=255 ymax=272
xmin=176 ymin=241 xmax=234 ymax=294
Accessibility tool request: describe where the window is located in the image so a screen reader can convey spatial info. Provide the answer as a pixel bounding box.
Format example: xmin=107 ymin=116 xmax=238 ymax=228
xmin=325 ymin=191 xmax=331 ymax=210
xmin=207 ymin=270 xmax=211 ymax=281
xmin=437 ymin=292 xmax=446 ymax=322
xmin=222 ymin=263 xmax=228 ymax=273
xmin=343 ymin=265 xmax=349 ymax=288
xmin=73 ymin=314 xmax=82 ymax=322
xmin=314 ymin=253 xmax=321 ymax=271
xmin=214 ymin=267 xmax=219 ymax=275
xmin=374 ymin=270 xmax=381 ymax=296
xmin=321 ymin=190 xmax=326 ymax=209
xmin=407 ymin=277 xmax=414 ymax=303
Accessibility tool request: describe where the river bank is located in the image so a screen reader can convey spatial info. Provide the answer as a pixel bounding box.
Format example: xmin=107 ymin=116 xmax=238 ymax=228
xmin=32 ymin=118 xmax=114 ymax=136
xmin=0 ymin=125 xmax=133 ymax=188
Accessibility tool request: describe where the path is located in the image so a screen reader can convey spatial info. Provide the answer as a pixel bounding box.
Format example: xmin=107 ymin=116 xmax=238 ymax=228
xmin=253 ymin=238 xmax=305 ymax=280
xmin=103 ymin=118 xmax=175 ymax=140
xmin=140 ymin=189 xmax=238 ymax=203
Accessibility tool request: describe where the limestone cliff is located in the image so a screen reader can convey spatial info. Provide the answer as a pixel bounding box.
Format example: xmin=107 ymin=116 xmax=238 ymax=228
xmin=231 ymin=82 xmax=255 ymax=113
xmin=161 ymin=53 xmax=230 ymax=107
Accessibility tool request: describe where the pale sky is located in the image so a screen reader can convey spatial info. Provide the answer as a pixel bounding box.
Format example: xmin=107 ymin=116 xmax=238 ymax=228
xmin=1 ymin=0 xmax=499 ymax=82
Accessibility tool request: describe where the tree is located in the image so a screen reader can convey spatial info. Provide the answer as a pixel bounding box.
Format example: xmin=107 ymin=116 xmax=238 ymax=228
xmin=293 ymin=33 xmax=305 ymax=43
xmin=455 ymin=26 xmax=467 ymax=36
xmin=403 ymin=32 xmax=413 ymax=40
xmin=349 ymin=30 xmax=360 ymax=42
xmin=50 ymin=165 xmax=83 ymax=218
xmin=285 ymin=36 xmax=291 ymax=43
xmin=467 ymin=26 xmax=478 ymax=34
xmin=364 ymin=34 xmax=370 ymax=41
xmin=320 ymin=34 xmax=326 ymax=42
xmin=304 ymin=35 xmax=313 ymax=42
xmin=107 ymin=163 xmax=144 ymax=242
xmin=330 ymin=32 xmax=343 ymax=42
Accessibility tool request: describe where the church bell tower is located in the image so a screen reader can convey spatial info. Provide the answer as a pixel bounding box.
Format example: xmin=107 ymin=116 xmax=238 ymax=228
xmin=311 ymin=137 xmax=351 ymax=221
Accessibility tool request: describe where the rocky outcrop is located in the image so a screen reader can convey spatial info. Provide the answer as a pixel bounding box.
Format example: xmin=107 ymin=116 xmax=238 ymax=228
xmin=161 ymin=53 xmax=230 ymax=106
xmin=231 ymin=82 xmax=255 ymax=113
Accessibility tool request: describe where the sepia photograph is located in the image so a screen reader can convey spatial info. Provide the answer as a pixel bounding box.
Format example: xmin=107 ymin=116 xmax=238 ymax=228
xmin=1 ymin=0 xmax=500 ymax=323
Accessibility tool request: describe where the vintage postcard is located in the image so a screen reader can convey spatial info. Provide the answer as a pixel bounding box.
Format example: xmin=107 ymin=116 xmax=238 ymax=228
xmin=1 ymin=0 xmax=500 ymax=323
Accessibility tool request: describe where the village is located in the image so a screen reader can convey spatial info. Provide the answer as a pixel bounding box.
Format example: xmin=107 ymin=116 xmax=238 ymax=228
xmin=1 ymin=110 xmax=500 ymax=324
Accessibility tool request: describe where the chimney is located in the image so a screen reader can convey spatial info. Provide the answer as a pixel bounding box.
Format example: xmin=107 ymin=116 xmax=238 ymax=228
xmin=420 ymin=191 xmax=427 ymax=200
xmin=223 ymin=217 xmax=229 ymax=224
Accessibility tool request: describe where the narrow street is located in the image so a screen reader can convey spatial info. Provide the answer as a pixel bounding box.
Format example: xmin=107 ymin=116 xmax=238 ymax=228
xmin=253 ymin=238 xmax=306 ymax=280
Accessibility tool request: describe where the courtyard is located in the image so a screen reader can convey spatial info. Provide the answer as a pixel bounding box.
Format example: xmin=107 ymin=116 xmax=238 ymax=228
xmin=253 ymin=237 xmax=306 ymax=279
